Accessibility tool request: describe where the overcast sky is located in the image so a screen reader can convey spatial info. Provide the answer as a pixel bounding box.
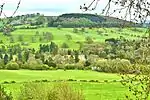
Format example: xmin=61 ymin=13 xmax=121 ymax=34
xmin=0 ymin=0 xmax=109 ymax=17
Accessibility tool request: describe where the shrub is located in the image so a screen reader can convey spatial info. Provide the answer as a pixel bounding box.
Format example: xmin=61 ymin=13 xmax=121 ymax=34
xmin=85 ymin=36 xmax=93 ymax=44
xmin=16 ymin=61 xmax=23 ymax=68
xmin=3 ymin=81 xmax=9 ymax=84
xmin=10 ymin=81 xmax=16 ymax=84
xmin=104 ymin=80 xmax=108 ymax=83
xmin=18 ymin=82 xmax=84 ymax=100
xmin=89 ymin=80 xmax=96 ymax=82
xmin=9 ymin=36 xmax=14 ymax=43
xmin=64 ymin=63 xmax=84 ymax=70
xmin=57 ymin=25 xmax=62 ymax=30
xmin=44 ymin=64 xmax=50 ymax=69
xmin=103 ymin=33 xmax=109 ymax=36
xmin=27 ymin=58 xmax=49 ymax=70
xmin=113 ymin=80 xmax=117 ymax=82
xmin=84 ymin=67 xmax=91 ymax=70
xmin=6 ymin=62 xmax=20 ymax=70
xmin=21 ymin=42 xmax=29 ymax=46
xmin=0 ymin=59 xmax=5 ymax=69
xmin=34 ymin=80 xmax=41 ymax=83
xmin=42 ymin=79 xmax=49 ymax=82
xmin=48 ymin=82 xmax=84 ymax=100
xmin=18 ymin=82 xmax=47 ymax=100
xmin=61 ymin=42 xmax=69 ymax=48
xmin=73 ymin=28 xmax=78 ymax=33
xmin=97 ymin=30 xmax=103 ymax=35
xmin=81 ymin=27 xmax=85 ymax=32
xmin=49 ymin=67 xmax=55 ymax=70
xmin=65 ymin=34 xmax=72 ymax=40
xmin=67 ymin=79 xmax=76 ymax=82
xmin=64 ymin=64 xmax=75 ymax=70
xmin=80 ymin=80 xmax=88 ymax=82
xmin=92 ymin=59 xmax=131 ymax=73
xmin=0 ymin=85 xmax=13 ymax=100
xmin=29 ymin=64 xmax=48 ymax=70
xmin=21 ymin=63 xmax=29 ymax=69
xmin=0 ymin=40 xmax=3 ymax=44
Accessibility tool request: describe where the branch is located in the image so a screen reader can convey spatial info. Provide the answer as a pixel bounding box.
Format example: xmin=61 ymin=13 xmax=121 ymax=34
xmin=80 ymin=0 xmax=150 ymax=24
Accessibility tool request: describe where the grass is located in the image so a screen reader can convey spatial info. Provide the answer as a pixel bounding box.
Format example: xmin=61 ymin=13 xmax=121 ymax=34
xmin=0 ymin=27 xmax=148 ymax=50
xmin=4 ymin=82 xmax=127 ymax=100
xmin=0 ymin=70 xmax=121 ymax=82
xmin=0 ymin=70 xmax=128 ymax=100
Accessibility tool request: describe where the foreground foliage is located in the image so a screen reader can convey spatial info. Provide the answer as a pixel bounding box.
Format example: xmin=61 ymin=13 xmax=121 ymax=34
xmin=0 ymin=85 xmax=12 ymax=100
xmin=18 ymin=82 xmax=84 ymax=100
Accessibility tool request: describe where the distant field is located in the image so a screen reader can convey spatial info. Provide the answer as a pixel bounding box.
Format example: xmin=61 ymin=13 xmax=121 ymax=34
xmin=0 ymin=70 xmax=127 ymax=100
xmin=0 ymin=70 xmax=121 ymax=82
xmin=0 ymin=27 xmax=147 ymax=49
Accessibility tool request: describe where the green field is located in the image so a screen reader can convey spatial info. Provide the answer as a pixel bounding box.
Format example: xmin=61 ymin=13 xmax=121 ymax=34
xmin=0 ymin=70 xmax=128 ymax=100
xmin=0 ymin=27 xmax=147 ymax=49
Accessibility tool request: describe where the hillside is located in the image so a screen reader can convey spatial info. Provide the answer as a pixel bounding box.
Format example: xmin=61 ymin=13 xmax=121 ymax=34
xmin=52 ymin=13 xmax=134 ymax=27
xmin=0 ymin=13 xmax=138 ymax=29
xmin=0 ymin=27 xmax=147 ymax=50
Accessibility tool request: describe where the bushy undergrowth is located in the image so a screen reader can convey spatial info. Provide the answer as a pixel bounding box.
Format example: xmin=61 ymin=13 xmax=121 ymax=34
xmin=6 ymin=62 xmax=20 ymax=70
xmin=92 ymin=59 xmax=131 ymax=73
xmin=18 ymin=82 xmax=84 ymax=100
xmin=0 ymin=85 xmax=13 ymax=100
xmin=64 ymin=63 xmax=84 ymax=70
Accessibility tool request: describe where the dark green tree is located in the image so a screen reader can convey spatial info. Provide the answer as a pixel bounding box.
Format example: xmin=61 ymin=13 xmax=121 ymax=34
xmin=74 ymin=51 xmax=79 ymax=63
xmin=9 ymin=53 xmax=13 ymax=61
xmin=61 ymin=42 xmax=69 ymax=48
xmin=4 ymin=54 xmax=9 ymax=65
xmin=23 ymin=50 xmax=29 ymax=62
xmin=18 ymin=52 xmax=22 ymax=62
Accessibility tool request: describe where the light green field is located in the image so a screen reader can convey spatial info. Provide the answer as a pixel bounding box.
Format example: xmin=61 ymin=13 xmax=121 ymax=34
xmin=0 ymin=70 xmax=121 ymax=82
xmin=0 ymin=27 xmax=147 ymax=49
xmin=0 ymin=70 xmax=128 ymax=100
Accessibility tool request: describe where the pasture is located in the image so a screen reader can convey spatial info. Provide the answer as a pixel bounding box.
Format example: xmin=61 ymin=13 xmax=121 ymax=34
xmin=0 ymin=27 xmax=147 ymax=49
xmin=0 ymin=70 xmax=127 ymax=100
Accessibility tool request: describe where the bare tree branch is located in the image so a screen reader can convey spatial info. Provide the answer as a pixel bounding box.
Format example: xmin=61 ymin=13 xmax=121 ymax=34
xmin=80 ymin=0 xmax=150 ymax=24
xmin=0 ymin=3 xmax=5 ymax=17
xmin=0 ymin=0 xmax=21 ymax=18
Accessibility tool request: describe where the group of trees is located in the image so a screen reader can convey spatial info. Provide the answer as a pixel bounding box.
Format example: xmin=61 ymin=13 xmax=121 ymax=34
xmin=6 ymin=31 xmax=54 ymax=44
xmin=0 ymin=42 xmax=83 ymax=70
xmin=0 ymin=33 xmax=149 ymax=73
xmin=1 ymin=13 xmax=142 ymax=32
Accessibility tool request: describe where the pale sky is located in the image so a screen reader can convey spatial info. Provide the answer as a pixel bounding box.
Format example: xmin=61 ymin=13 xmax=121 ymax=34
xmin=1 ymin=0 xmax=149 ymax=22
xmin=0 ymin=0 xmax=109 ymax=17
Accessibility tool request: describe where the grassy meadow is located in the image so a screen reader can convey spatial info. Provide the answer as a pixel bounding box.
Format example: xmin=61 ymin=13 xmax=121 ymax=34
xmin=0 ymin=27 xmax=147 ymax=49
xmin=0 ymin=70 xmax=127 ymax=100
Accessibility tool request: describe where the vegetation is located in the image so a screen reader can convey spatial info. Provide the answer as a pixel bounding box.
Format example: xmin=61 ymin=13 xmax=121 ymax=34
xmin=18 ymin=82 xmax=84 ymax=100
xmin=0 ymin=12 xmax=149 ymax=100
xmin=1 ymin=13 xmax=143 ymax=30
xmin=0 ymin=85 xmax=12 ymax=100
xmin=0 ymin=70 xmax=126 ymax=100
